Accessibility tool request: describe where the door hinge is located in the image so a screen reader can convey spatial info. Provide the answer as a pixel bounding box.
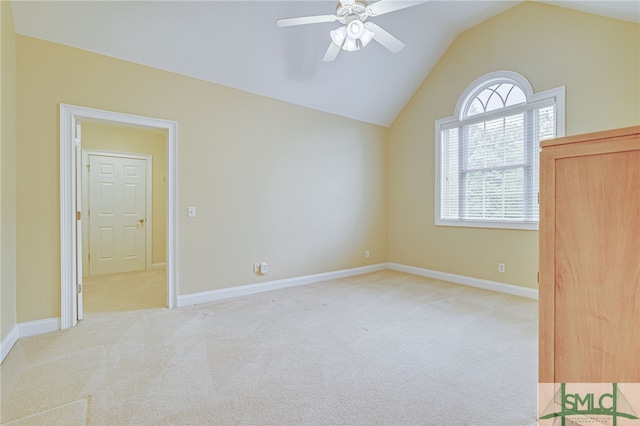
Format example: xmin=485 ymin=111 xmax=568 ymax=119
xmin=75 ymin=123 xmax=81 ymax=147
xmin=76 ymin=283 xmax=82 ymax=294
xmin=537 ymin=272 xmax=539 ymax=283
xmin=76 ymin=211 xmax=81 ymax=221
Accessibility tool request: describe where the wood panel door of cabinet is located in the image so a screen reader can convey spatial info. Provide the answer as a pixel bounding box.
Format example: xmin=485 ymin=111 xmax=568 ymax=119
xmin=539 ymin=126 xmax=640 ymax=384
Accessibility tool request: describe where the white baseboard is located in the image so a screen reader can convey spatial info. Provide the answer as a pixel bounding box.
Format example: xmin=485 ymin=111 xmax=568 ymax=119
xmin=1 ymin=325 xmax=19 ymax=364
xmin=178 ymin=262 xmax=537 ymax=307
xmin=152 ymin=262 xmax=166 ymax=270
xmin=178 ymin=263 xmax=388 ymax=307
xmin=18 ymin=318 xmax=60 ymax=338
xmin=388 ymin=262 xmax=538 ymax=300
xmin=1 ymin=318 xmax=59 ymax=364
xmin=2 ymin=263 xmax=535 ymax=362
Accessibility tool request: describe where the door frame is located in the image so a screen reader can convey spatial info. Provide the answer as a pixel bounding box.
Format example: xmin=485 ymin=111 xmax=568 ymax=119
xmin=60 ymin=104 xmax=178 ymax=329
xmin=83 ymin=149 xmax=154 ymax=275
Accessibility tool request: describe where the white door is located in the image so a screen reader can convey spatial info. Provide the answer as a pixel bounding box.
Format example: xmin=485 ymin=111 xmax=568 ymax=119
xmin=89 ymin=154 xmax=147 ymax=275
xmin=75 ymin=122 xmax=83 ymax=321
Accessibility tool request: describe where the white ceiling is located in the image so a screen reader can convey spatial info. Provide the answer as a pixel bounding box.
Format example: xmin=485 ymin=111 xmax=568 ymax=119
xmin=10 ymin=0 xmax=640 ymax=127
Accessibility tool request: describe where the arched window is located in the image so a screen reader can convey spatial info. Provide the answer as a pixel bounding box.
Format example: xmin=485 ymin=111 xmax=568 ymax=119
xmin=435 ymin=71 xmax=564 ymax=230
xmin=463 ymin=82 xmax=526 ymax=117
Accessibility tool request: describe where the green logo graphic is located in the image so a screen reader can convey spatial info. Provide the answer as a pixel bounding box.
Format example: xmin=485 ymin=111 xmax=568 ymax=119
xmin=540 ymin=383 xmax=639 ymax=426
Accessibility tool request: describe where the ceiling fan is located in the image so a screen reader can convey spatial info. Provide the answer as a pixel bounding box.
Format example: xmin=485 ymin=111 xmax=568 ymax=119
xmin=276 ymin=0 xmax=427 ymax=62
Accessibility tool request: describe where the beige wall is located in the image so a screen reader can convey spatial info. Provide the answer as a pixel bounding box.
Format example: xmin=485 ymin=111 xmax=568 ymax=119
xmin=388 ymin=3 xmax=640 ymax=288
xmin=15 ymin=36 xmax=388 ymax=322
xmin=1 ymin=1 xmax=18 ymax=343
xmin=81 ymin=122 xmax=167 ymax=270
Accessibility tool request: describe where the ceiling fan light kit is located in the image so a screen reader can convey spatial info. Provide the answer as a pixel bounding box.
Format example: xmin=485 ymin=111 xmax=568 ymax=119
xmin=276 ymin=0 xmax=426 ymax=61
xmin=331 ymin=20 xmax=374 ymax=52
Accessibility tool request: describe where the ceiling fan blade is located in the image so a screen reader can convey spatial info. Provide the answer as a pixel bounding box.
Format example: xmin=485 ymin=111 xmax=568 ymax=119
xmin=323 ymin=41 xmax=343 ymax=62
xmin=366 ymin=0 xmax=427 ymax=17
xmin=276 ymin=15 xmax=337 ymax=27
xmin=364 ymin=22 xmax=405 ymax=53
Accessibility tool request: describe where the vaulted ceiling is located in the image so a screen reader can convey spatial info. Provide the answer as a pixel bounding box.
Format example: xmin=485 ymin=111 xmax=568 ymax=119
xmin=10 ymin=1 xmax=640 ymax=126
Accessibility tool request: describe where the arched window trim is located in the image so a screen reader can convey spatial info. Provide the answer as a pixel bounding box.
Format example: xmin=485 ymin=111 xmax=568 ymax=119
xmin=435 ymin=71 xmax=565 ymax=231
xmin=454 ymin=70 xmax=534 ymax=120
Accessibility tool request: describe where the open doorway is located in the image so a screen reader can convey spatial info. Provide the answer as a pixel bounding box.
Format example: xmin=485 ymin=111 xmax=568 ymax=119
xmin=60 ymin=104 xmax=178 ymax=330
xmin=81 ymin=122 xmax=167 ymax=313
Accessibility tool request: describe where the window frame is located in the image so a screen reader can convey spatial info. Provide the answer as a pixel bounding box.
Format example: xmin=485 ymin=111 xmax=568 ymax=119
xmin=435 ymin=71 xmax=565 ymax=230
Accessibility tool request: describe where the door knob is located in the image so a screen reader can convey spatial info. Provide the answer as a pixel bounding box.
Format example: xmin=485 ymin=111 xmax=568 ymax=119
xmin=139 ymin=218 xmax=145 ymax=224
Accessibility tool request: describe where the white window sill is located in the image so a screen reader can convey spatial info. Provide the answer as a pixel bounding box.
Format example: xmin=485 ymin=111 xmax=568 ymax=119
xmin=435 ymin=219 xmax=539 ymax=231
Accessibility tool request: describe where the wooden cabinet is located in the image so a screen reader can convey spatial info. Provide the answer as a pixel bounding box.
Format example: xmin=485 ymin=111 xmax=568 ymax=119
xmin=539 ymin=126 xmax=640 ymax=383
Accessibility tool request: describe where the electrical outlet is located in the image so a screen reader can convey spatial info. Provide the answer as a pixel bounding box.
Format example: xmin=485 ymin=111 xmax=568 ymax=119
xmin=253 ymin=263 xmax=260 ymax=273
xmin=365 ymin=250 xmax=370 ymax=258
xmin=260 ymin=262 xmax=269 ymax=274
xmin=498 ymin=263 xmax=505 ymax=273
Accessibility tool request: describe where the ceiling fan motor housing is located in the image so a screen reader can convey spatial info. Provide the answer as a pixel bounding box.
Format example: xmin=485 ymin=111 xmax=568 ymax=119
xmin=336 ymin=1 xmax=369 ymax=24
xmin=331 ymin=0 xmax=375 ymax=51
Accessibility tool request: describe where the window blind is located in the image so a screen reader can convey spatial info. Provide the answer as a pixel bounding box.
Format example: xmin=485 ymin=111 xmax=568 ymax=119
xmin=439 ymin=103 xmax=555 ymax=224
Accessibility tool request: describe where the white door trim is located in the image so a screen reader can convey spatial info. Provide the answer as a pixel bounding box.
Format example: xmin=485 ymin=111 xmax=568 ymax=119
xmin=83 ymin=149 xmax=153 ymax=274
xmin=60 ymin=104 xmax=178 ymax=329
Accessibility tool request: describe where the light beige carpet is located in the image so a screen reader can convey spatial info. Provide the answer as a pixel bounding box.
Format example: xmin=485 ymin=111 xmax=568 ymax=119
xmin=83 ymin=269 xmax=167 ymax=313
xmin=0 ymin=270 xmax=538 ymax=425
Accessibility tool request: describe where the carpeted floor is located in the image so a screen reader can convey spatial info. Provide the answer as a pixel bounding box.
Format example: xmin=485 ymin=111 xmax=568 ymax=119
xmin=83 ymin=269 xmax=167 ymax=313
xmin=0 ymin=270 xmax=538 ymax=425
